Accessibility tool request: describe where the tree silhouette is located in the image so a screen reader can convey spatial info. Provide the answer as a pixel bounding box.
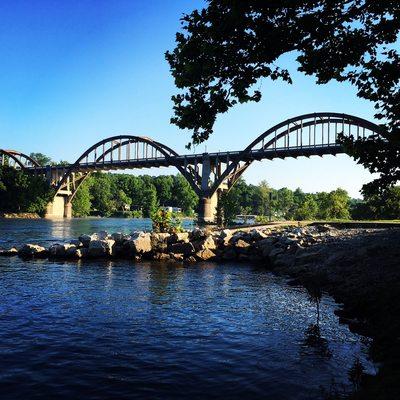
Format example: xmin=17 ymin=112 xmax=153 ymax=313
xmin=167 ymin=1 xmax=399 ymax=192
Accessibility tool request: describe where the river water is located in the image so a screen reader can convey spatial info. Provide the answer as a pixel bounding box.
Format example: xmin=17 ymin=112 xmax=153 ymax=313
xmin=0 ymin=218 xmax=375 ymax=399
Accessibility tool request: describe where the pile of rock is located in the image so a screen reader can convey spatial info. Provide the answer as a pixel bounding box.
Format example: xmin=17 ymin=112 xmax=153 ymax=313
xmin=0 ymin=224 xmax=349 ymax=264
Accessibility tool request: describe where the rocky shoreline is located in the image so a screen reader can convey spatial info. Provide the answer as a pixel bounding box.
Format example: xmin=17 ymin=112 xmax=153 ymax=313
xmin=0 ymin=212 xmax=40 ymax=219
xmin=1 ymin=224 xmax=400 ymax=398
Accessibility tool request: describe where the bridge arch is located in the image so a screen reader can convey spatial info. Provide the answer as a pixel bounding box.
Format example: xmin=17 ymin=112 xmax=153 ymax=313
xmin=44 ymin=135 xmax=202 ymax=218
xmin=208 ymin=112 xmax=384 ymax=198
xmin=0 ymin=149 xmax=40 ymax=169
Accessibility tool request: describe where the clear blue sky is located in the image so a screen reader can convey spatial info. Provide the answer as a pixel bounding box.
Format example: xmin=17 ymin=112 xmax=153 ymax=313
xmin=0 ymin=0 xmax=377 ymax=198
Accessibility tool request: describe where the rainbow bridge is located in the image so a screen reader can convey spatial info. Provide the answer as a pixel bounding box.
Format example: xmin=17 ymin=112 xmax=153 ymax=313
xmin=0 ymin=112 xmax=383 ymax=223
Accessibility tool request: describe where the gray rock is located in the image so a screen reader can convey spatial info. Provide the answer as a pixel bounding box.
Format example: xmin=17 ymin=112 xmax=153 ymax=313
xmin=151 ymin=233 xmax=170 ymax=252
xmin=78 ymin=234 xmax=92 ymax=248
xmin=168 ymin=232 xmax=189 ymax=244
xmin=249 ymin=229 xmax=268 ymax=241
xmin=192 ymin=235 xmax=217 ymax=252
xmin=97 ymin=231 xmax=109 ymax=240
xmin=126 ymin=232 xmax=152 ymax=254
xmin=88 ymin=239 xmax=115 ymax=257
xmin=19 ymin=244 xmax=48 ymax=258
xmin=49 ymin=243 xmax=76 ymax=257
xmin=169 ymin=242 xmax=195 ymax=256
xmin=222 ymin=247 xmax=237 ymax=260
xmin=195 ymin=249 xmax=216 ymax=261
xmin=190 ymin=227 xmax=207 ymax=241
xmin=0 ymin=247 xmax=18 ymax=257
xmin=66 ymin=246 xmax=83 ymax=259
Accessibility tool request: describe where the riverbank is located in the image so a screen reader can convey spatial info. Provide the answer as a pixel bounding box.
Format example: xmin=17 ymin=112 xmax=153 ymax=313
xmin=1 ymin=224 xmax=399 ymax=398
xmin=0 ymin=212 xmax=40 ymax=219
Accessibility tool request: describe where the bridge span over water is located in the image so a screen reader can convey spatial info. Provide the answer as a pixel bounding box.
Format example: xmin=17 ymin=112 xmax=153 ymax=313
xmin=0 ymin=112 xmax=383 ymax=223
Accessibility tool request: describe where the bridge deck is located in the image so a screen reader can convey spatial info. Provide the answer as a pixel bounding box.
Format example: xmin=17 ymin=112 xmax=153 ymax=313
xmin=26 ymin=144 xmax=344 ymax=173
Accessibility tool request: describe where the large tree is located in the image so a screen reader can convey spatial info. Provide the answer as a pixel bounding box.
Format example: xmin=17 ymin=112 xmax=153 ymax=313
xmin=167 ymin=0 xmax=400 ymax=193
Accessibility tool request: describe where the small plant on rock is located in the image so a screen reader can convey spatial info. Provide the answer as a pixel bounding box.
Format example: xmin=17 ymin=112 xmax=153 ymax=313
xmin=151 ymin=208 xmax=183 ymax=233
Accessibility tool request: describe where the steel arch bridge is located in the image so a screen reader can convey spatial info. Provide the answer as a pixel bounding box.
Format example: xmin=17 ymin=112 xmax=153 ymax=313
xmin=1 ymin=112 xmax=384 ymax=221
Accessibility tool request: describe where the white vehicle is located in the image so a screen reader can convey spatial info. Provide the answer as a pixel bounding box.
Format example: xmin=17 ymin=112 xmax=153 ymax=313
xmin=233 ymin=215 xmax=257 ymax=225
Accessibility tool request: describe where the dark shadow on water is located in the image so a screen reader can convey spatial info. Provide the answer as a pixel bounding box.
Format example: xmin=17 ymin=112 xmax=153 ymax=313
xmin=301 ymin=323 xmax=332 ymax=359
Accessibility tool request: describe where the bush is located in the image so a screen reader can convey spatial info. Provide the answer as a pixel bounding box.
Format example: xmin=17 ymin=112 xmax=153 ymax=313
xmin=151 ymin=209 xmax=183 ymax=233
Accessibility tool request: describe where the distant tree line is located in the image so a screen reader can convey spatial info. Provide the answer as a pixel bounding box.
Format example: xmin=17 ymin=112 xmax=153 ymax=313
xmin=72 ymin=173 xmax=199 ymax=218
xmin=0 ymin=160 xmax=398 ymax=222
xmin=0 ymin=166 xmax=53 ymax=215
xmin=219 ymin=179 xmax=400 ymax=224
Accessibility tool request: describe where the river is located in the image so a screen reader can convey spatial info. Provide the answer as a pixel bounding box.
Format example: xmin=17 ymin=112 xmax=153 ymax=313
xmin=0 ymin=218 xmax=375 ymax=399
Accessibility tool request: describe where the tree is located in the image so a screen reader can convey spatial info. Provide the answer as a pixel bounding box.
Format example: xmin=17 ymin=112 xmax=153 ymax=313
xmin=274 ymin=188 xmax=294 ymax=219
xmin=141 ymin=184 xmax=159 ymax=217
xmin=167 ymin=1 xmax=400 ymax=193
xmin=153 ymin=175 xmax=174 ymax=205
xmin=326 ymin=189 xmax=351 ymax=220
xmin=114 ymin=189 xmax=132 ymax=211
xmin=252 ymin=180 xmax=271 ymax=216
xmin=72 ymin=179 xmax=92 ymax=217
xmin=90 ymin=173 xmax=115 ymax=216
xmin=29 ymin=153 xmax=52 ymax=166
xmin=294 ymin=194 xmax=318 ymax=221
xmin=0 ymin=166 xmax=53 ymax=215
xmin=352 ymin=186 xmax=400 ymax=220
xmin=171 ymin=175 xmax=198 ymax=215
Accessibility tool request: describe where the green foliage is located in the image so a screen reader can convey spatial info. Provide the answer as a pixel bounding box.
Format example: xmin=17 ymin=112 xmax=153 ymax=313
xmin=0 ymin=166 xmax=53 ymax=216
xmin=351 ymin=186 xmax=400 ymax=220
xmin=70 ymin=173 xmax=198 ymax=218
xmin=219 ymin=180 xmax=357 ymax=224
xmin=167 ymin=1 xmax=399 ymax=195
xmin=142 ymin=184 xmax=159 ymax=218
xmin=171 ymin=175 xmax=198 ymax=215
xmin=167 ymin=1 xmax=400 ymax=148
xmin=29 ymin=152 xmax=52 ymax=166
xmin=151 ymin=209 xmax=183 ymax=233
xmin=90 ymin=172 xmax=116 ymax=216
xmin=72 ymin=179 xmax=92 ymax=217
xmin=294 ymin=194 xmax=318 ymax=221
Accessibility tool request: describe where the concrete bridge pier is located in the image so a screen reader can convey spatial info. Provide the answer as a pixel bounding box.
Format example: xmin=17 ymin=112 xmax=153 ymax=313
xmin=198 ymin=192 xmax=219 ymax=224
xmin=45 ymin=195 xmax=72 ymax=218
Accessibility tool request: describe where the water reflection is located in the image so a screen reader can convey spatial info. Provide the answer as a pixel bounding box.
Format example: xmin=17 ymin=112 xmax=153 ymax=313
xmin=0 ymin=257 xmax=375 ymax=400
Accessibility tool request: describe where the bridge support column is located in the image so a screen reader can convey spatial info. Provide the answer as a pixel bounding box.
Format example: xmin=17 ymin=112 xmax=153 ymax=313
xmin=198 ymin=192 xmax=219 ymax=224
xmin=45 ymin=195 xmax=72 ymax=219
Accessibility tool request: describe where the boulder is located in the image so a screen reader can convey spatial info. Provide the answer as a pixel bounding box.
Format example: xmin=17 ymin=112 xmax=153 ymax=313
xmin=268 ymin=247 xmax=284 ymax=261
xmin=195 ymin=249 xmax=216 ymax=261
xmin=192 ymin=235 xmax=217 ymax=252
xmin=97 ymin=231 xmax=109 ymax=240
xmin=78 ymin=234 xmax=93 ymax=248
xmin=126 ymin=232 xmax=152 ymax=254
xmin=49 ymin=243 xmax=76 ymax=258
xmin=222 ymin=247 xmax=237 ymax=260
xmin=151 ymin=233 xmax=170 ymax=252
xmin=169 ymin=241 xmax=195 ymax=256
xmin=248 ymin=229 xmax=268 ymax=241
xmin=88 ymin=239 xmax=115 ymax=257
xmin=190 ymin=227 xmax=207 ymax=241
xmin=219 ymin=229 xmax=233 ymax=245
xmin=18 ymin=244 xmax=48 ymax=258
xmin=66 ymin=247 xmax=83 ymax=259
xmin=168 ymin=232 xmax=189 ymax=244
xmin=0 ymin=247 xmax=18 ymax=257
xmin=171 ymin=253 xmax=184 ymax=262
xmin=234 ymin=239 xmax=251 ymax=253
xmin=153 ymin=252 xmax=171 ymax=261
xmin=111 ymin=232 xmax=128 ymax=243
xmin=69 ymin=239 xmax=82 ymax=247
xmin=255 ymin=237 xmax=276 ymax=257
